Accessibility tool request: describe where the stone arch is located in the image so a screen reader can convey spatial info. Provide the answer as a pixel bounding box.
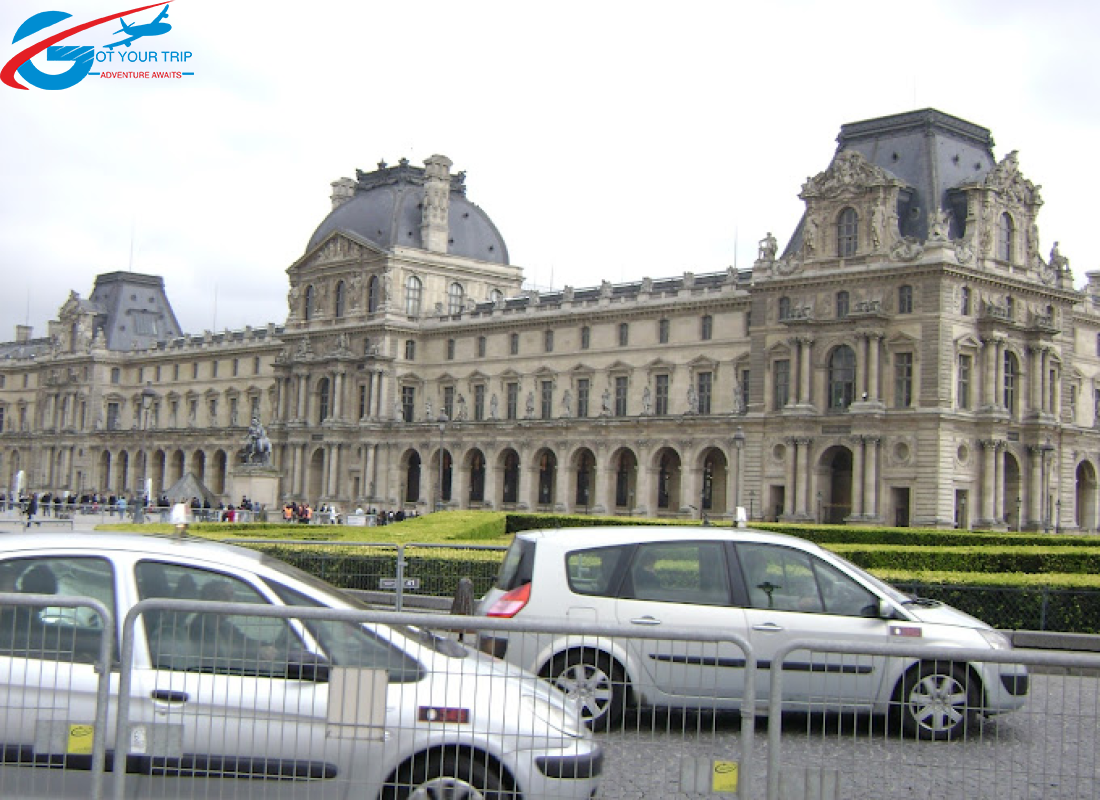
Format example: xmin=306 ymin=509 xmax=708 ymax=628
xmin=499 ymin=448 xmax=520 ymax=506
xmin=98 ymin=450 xmax=111 ymax=492
xmin=609 ymin=447 xmax=638 ymax=513
xmin=429 ymin=442 xmax=452 ymax=509
xmin=212 ymin=449 xmax=228 ymax=495
xmin=307 ymin=447 xmax=324 ymax=503
xmin=533 ymin=448 xmax=558 ymax=509
xmin=698 ymin=446 xmax=729 ymax=516
xmin=116 ymin=450 xmax=130 ymax=495
xmin=571 ymin=446 xmax=597 ymax=511
xmin=465 ymin=448 xmax=487 ymax=504
xmin=169 ymin=449 xmax=185 ymax=486
xmin=652 ymin=446 xmax=683 ymax=514
xmin=1003 ymin=449 xmax=1023 ymax=530
xmin=191 ymin=450 xmax=206 ymax=487
xmin=816 ymin=444 xmax=854 ymax=523
xmin=152 ymin=449 xmax=166 ymax=498
xmin=400 ymin=448 xmax=422 ymax=506
xmin=1076 ymin=459 xmax=1097 ymax=532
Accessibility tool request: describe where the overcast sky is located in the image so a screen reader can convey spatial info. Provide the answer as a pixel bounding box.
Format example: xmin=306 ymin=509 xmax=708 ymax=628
xmin=2 ymin=0 xmax=1098 ymax=340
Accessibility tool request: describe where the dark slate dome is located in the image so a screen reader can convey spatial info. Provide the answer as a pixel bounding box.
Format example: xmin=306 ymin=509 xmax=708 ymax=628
xmin=306 ymin=158 xmax=509 ymax=264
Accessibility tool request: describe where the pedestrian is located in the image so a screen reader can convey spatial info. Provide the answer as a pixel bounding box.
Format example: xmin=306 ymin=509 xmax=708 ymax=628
xmin=24 ymin=493 xmax=38 ymax=528
xmin=170 ymin=499 xmax=190 ymax=536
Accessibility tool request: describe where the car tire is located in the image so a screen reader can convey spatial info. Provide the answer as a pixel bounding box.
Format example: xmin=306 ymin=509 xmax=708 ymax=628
xmin=545 ymin=649 xmax=625 ymax=732
xmin=383 ymin=752 xmax=514 ymax=800
xmin=898 ymin=662 xmax=977 ymax=741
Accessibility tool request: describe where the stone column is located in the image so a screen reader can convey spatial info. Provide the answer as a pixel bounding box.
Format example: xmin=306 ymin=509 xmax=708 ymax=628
xmin=981 ymin=440 xmax=996 ymax=524
xmin=683 ymin=465 xmax=702 ymax=517
xmin=1028 ymin=346 xmax=1041 ymax=415
xmin=869 ymin=335 xmax=881 ymax=401
xmin=799 ymin=339 xmax=813 ymax=405
xmin=784 ymin=439 xmax=797 ymax=517
xmin=484 ymin=454 xmax=500 ymax=510
xmin=296 ymin=375 xmax=307 ymax=421
xmin=796 ymin=438 xmax=812 ymax=517
xmin=982 ymin=339 xmax=996 ymax=407
xmin=852 ymin=437 xmax=865 ymax=517
xmin=995 ymin=340 xmax=1005 ymax=409
xmin=863 ymin=437 xmax=879 ymax=519
xmin=522 ymin=461 xmax=539 ymax=510
xmin=595 ymin=459 xmax=613 ymax=515
xmin=634 ymin=464 xmax=653 ymax=517
xmin=1040 ymin=349 xmax=1049 ymax=413
xmin=994 ymin=441 xmax=1004 ymax=524
xmin=334 ymin=371 xmax=345 ymax=420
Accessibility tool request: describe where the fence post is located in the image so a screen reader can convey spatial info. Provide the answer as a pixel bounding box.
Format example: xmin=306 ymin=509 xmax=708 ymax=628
xmin=395 ymin=544 xmax=406 ymax=612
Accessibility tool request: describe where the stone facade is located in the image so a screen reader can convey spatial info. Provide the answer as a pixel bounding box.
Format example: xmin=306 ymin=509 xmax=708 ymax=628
xmin=4 ymin=110 xmax=1100 ymax=530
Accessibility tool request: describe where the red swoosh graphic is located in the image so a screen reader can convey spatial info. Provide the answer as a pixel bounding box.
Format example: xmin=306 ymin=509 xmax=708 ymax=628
xmin=2 ymin=1 xmax=172 ymax=90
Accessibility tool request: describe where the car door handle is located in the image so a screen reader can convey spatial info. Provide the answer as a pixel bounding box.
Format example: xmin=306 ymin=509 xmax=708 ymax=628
xmin=151 ymin=689 xmax=189 ymax=703
xmin=752 ymin=622 xmax=784 ymax=633
xmin=630 ymin=616 xmax=662 ymax=626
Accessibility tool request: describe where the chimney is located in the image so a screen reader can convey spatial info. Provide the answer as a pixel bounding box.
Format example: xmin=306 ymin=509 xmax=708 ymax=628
xmin=330 ymin=177 xmax=356 ymax=210
xmin=15 ymin=325 xmax=32 ymax=344
xmin=420 ymin=155 xmax=452 ymax=253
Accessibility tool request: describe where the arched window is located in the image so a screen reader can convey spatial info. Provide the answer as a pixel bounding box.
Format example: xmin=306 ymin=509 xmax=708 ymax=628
xmin=828 ymin=345 xmax=856 ymax=410
xmin=489 ymin=289 xmax=504 ymax=304
xmin=837 ymin=207 xmax=858 ymax=257
xmin=317 ymin=377 xmax=330 ymax=422
xmin=778 ymin=296 xmax=790 ymax=321
xmin=405 ymin=275 xmax=422 ymax=316
xmin=998 ymin=213 xmax=1015 ymax=262
xmin=502 ymin=452 xmax=520 ymax=504
xmin=448 ymin=282 xmax=465 ymax=314
xmin=1004 ymin=350 xmax=1019 ymax=414
xmin=334 ymin=281 xmax=346 ymax=318
xmin=1006 ymin=296 xmax=1015 ymax=320
xmin=836 ymin=290 xmax=850 ymax=318
xmin=469 ymin=452 xmax=486 ymax=503
xmin=368 ymin=276 xmax=380 ymax=312
xmin=961 ymin=286 xmax=971 ymax=315
xmin=404 ymin=453 xmax=421 ymax=504
xmin=304 ymin=285 xmax=314 ymax=321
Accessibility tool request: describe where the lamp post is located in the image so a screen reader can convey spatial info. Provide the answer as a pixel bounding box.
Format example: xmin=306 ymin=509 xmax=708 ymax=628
xmin=1040 ymin=438 xmax=1055 ymax=533
xmin=1056 ymin=498 xmax=1062 ymax=535
xmin=134 ymin=381 xmax=156 ymax=524
xmin=1015 ymin=495 xmax=1022 ymax=533
xmin=817 ymin=490 xmax=823 ymax=523
xmin=732 ymin=425 xmax=745 ymax=518
xmin=436 ymin=412 xmax=449 ymax=513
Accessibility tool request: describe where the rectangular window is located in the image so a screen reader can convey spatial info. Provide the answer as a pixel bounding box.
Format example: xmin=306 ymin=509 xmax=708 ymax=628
xmin=0 ymin=407 xmax=4 ymax=432
xmin=155 ymin=365 xmax=162 ymax=382
xmin=192 ymin=363 xmax=198 ymax=379
xmin=254 ymin=357 xmax=261 ymax=375
xmin=250 ymin=396 xmax=260 ymax=421
xmin=111 ymin=368 xmax=120 ymax=384
xmin=580 ymin=326 xmax=590 ymax=350
xmin=658 ymin=319 xmax=670 ymax=344
xmin=358 ymin=385 xmax=367 ymax=419
xmin=474 ymin=385 xmax=485 ymax=421
xmin=208 ymin=399 xmax=217 ymax=424
xmin=1048 ymin=369 xmax=1057 ymax=413
xmin=618 ymin=323 xmax=629 ymax=347
xmin=541 ymin=380 xmax=553 ymax=419
xmin=774 ymin=359 xmax=790 ymax=410
xmin=744 ymin=310 xmax=751 ymax=334
xmin=655 ymin=374 xmax=669 ymax=415
xmin=174 ymin=364 xmax=180 ymax=381
xmin=740 ymin=368 xmax=750 ymax=413
xmin=232 ymin=359 xmax=239 ymax=377
xmin=577 ymin=379 xmax=590 ymax=418
xmin=898 ymin=285 xmax=913 ymax=314
xmin=958 ymin=354 xmax=971 ymax=409
xmin=446 ymin=339 xmax=455 ymax=360
xmin=895 ymin=352 xmax=913 ymax=408
xmin=107 ymin=402 xmax=120 ymax=431
xmin=506 ymin=382 xmax=519 ymax=420
xmin=138 ymin=367 xmax=144 ymax=384
xmin=401 ymin=386 xmax=415 ymax=422
xmin=701 ymin=315 xmax=713 ymax=341
xmin=1070 ymin=384 xmax=1078 ymax=418
xmin=211 ymin=361 xmax=218 ymax=378
xmin=405 ymin=340 xmax=416 ymax=360
xmin=443 ymin=386 xmax=454 ymax=419
xmin=544 ymin=330 xmax=554 ymax=353
xmin=477 ymin=336 xmax=486 ymax=358
xmin=697 ymin=371 xmax=712 ymax=415
xmin=510 ymin=333 xmax=519 ymax=356
xmin=614 ymin=376 xmax=628 ymax=416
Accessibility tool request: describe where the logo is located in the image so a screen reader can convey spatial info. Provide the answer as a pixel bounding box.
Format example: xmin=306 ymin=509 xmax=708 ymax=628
xmin=2 ymin=2 xmax=193 ymax=91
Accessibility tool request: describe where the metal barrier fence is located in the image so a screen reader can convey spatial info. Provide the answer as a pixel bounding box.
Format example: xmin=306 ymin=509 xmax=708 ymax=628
xmin=5 ymin=595 xmax=1100 ymax=799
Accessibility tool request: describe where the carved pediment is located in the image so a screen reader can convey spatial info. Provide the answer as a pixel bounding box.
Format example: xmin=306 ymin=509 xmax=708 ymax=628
xmin=981 ymin=151 xmax=1042 ymax=208
xmin=800 ymin=151 xmax=904 ymax=201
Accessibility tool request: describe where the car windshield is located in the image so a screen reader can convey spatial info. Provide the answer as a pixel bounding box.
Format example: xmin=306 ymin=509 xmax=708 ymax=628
xmin=823 ymin=551 xmax=910 ymax=604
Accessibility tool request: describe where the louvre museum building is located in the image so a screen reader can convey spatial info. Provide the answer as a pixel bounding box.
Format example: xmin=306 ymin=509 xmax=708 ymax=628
xmin=4 ymin=109 xmax=1100 ymax=531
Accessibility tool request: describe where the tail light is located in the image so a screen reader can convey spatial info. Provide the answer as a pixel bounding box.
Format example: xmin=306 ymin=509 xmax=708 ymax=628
xmin=486 ymin=582 xmax=531 ymax=618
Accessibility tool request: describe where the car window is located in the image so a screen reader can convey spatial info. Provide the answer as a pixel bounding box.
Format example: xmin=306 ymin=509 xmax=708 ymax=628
xmin=738 ymin=544 xmax=822 ymax=612
xmin=811 ymin=559 xmax=880 ymax=617
xmin=263 ymin=579 xmax=424 ymax=683
xmin=0 ymin=556 xmax=116 ymax=663
xmin=566 ymin=545 xmax=628 ymax=597
xmin=493 ymin=537 xmax=535 ymax=591
xmin=135 ymin=561 xmax=306 ymax=677
xmin=622 ymin=542 xmax=730 ymax=606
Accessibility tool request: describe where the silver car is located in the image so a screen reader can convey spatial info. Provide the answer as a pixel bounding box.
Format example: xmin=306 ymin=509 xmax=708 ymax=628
xmin=478 ymin=526 xmax=1028 ymax=740
xmin=0 ymin=532 xmax=602 ymax=799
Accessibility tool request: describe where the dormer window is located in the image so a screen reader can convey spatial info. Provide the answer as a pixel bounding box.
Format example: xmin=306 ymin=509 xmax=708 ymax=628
xmin=837 ymin=207 xmax=858 ymax=257
xmin=405 ymin=275 xmax=422 ymax=316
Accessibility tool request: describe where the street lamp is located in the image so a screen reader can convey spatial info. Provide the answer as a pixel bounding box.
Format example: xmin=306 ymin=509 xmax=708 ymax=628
xmin=1039 ymin=438 xmax=1055 ymax=533
xmin=1015 ymin=495 xmax=1022 ymax=533
xmin=436 ymin=411 xmax=449 ymax=513
xmin=817 ymin=490 xmax=823 ymax=523
xmin=1056 ymin=498 xmax=1062 ymax=535
xmin=732 ymin=425 xmax=745 ymax=518
xmin=134 ymin=381 xmax=156 ymax=524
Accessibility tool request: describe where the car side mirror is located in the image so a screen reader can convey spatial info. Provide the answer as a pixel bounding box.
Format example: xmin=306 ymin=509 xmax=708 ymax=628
xmin=877 ymin=599 xmax=900 ymax=620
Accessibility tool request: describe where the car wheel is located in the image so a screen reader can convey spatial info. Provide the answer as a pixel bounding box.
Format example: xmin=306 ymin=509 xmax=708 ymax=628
xmin=545 ymin=650 xmax=625 ymax=732
xmin=384 ymin=752 xmax=513 ymax=800
xmin=898 ymin=662 xmax=977 ymax=740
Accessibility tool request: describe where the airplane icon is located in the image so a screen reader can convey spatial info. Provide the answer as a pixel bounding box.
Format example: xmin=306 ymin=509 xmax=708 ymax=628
xmin=104 ymin=5 xmax=171 ymax=50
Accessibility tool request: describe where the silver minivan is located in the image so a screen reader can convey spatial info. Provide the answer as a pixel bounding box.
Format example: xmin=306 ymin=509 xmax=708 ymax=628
xmin=477 ymin=527 xmax=1028 ymax=740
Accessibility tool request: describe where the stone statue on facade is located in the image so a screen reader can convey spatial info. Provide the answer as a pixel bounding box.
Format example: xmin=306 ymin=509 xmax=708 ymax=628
xmin=562 ymin=389 xmax=572 ymax=418
xmin=687 ymin=384 xmax=698 ymax=415
xmin=525 ymin=392 xmax=535 ymax=418
xmin=490 ymin=393 xmax=499 ymax=420
xmin=240 ymin=416 xmax=273 ymax=465
xmin=732 ymin=376 xmax=745 ymax=415
xmin=757 ymin=232 xmax=778 ymax=263
xmin=1050 ymin=241 xmax=1070 ymax=273
xmin=600 ymin=388 xmax=612 ymax=416
xmin=456 ymin=394 xmax=468 ymax=421
xmin=641 ymin=385 xmax=652 ymax=415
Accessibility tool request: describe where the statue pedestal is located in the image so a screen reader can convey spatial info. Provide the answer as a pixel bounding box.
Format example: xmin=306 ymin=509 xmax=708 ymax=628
xmin=228 ymin=465 xmax=282 ymax=515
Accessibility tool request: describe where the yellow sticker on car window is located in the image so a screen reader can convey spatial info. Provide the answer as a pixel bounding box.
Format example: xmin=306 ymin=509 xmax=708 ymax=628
xmin=67 ymin=724 xmax=94 ymax=755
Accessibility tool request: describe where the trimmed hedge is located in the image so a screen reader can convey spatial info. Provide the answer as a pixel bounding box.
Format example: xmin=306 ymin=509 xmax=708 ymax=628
xmin=828 ymin=544 xmax=1100 ymax=574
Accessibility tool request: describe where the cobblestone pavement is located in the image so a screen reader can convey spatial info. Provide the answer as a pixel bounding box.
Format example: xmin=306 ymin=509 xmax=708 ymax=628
xmin=595 ymin=673 xmax=1097 ymax=800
